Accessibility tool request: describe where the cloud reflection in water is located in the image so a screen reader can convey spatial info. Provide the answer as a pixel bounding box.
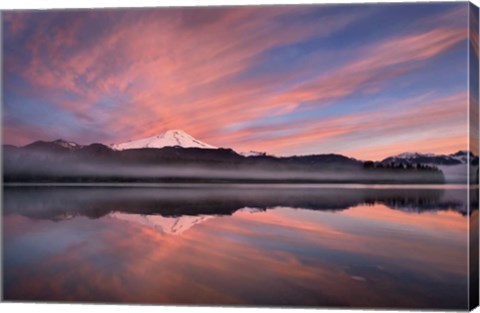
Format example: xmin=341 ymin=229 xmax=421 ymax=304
xmin=3 ymin=185 xmax=470 ymax=308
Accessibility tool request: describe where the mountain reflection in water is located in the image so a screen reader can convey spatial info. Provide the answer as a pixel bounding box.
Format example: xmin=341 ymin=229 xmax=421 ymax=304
xmin=3 ymin=185 xmax=473 ymax=309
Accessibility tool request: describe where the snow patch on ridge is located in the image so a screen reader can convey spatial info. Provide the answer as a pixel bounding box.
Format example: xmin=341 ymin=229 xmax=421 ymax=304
xmin=239 ymin=151 xmax=267 ymax=157
xmin=394 ymin=152 xmax=435 ymax=159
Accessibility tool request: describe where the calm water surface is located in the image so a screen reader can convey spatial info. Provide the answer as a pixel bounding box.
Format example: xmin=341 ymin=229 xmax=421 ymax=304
xmin=2 ymin=184 xmax=473 ymax=309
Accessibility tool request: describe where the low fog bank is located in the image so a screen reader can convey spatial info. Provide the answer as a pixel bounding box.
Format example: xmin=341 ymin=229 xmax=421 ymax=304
xmin=3 ymin=148 xmax=445 ymax=184
xmin=438 ymin=164 xmax=477 ymax=184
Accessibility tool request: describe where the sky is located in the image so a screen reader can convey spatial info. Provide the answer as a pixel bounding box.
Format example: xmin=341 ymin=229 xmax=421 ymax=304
xmin=2 ymin=3 xmax=473 ymax=160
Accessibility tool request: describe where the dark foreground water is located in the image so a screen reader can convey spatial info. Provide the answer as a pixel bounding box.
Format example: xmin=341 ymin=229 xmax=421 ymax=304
xmin=2 ymin=184 xmax=473 ymax=309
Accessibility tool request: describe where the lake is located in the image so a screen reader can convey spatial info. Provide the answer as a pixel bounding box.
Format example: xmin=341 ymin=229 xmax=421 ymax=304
xmin=2 ymin=184 xmax=474 ymax=309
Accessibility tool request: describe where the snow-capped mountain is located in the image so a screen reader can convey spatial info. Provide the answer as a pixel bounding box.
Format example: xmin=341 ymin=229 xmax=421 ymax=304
xmin=380 ymin=151 xmax=477 ymax=183
xmin=381 ymin=151 xmax=471 ymax=166
xmin=111 ymin=129 xmax=217 ymax=151
xmin=108 ymin=212 xmax=215 ymax=235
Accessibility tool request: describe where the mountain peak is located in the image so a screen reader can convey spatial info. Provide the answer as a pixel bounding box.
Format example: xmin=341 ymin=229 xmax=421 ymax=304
xmin=452 ymin=150 xmax=468 ymax=156
xmin=165 ymin=129 xmax=187 ymax=136
xmin=111 ymin=129 xmax=217 ymax=151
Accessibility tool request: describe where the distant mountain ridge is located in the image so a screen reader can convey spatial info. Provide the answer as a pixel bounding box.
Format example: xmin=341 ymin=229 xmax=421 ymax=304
xmin=4 ymin=129 xmax=478 ymax=184
xmin=13 ymin=130 xmax=476 ymax=166
xmin=11 ymin=130 xmax=366 ymax=167
xmin=381 ymin=151 xmax=475 ymax=166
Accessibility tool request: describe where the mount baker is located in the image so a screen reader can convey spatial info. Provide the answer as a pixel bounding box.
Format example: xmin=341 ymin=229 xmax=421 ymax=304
xmin=111 ymin=129 xmax=217 ymax=150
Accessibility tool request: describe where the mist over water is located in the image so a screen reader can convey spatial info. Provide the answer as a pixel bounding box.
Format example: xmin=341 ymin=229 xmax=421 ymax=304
xmin=2 ymin=184 xmax=472 ymax=308
xmin=4 ymin=148 xmax=447 ymax=183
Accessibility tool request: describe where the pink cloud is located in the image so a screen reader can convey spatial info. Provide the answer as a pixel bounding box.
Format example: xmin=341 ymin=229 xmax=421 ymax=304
xmin=209 ymin=92 xmax=467 ymax=159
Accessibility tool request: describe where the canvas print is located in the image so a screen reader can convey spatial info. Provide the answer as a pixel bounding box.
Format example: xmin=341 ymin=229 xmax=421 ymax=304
xmin=2 ymin=1 xmax=479 ymax=310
